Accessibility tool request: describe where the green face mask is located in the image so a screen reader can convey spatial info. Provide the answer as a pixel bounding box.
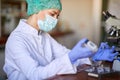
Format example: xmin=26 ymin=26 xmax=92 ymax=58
xmin=37 ymin=14 xmax=58 ymax=32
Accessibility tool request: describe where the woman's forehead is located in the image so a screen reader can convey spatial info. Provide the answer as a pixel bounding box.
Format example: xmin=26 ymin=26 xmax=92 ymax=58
xmin=44 ymin=9 xmax=60 ymax=13
xmin=37 ymin=9 xmax=61 ymax=16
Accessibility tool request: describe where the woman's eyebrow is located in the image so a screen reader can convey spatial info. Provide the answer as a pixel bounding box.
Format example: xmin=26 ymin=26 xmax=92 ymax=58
xmin=52 ymin=11 xmax=57 ymax=14
xmin=53 ymin=10 xmax=59 ymax=14
xmin=49 ymin=10 xmax=60 ymax=16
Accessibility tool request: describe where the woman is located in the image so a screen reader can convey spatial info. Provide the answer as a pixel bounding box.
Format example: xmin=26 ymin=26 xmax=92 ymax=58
xmin=3 ymin=0 xmax=118 ymax=80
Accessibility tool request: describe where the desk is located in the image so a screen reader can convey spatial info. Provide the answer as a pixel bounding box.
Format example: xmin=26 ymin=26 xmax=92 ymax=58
xmin=47 ymin=71 xmax=120 ymax=80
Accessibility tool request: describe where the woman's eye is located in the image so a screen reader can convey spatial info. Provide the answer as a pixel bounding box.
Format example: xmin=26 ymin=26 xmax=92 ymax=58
xmin=50 ymin=14 xmax=54 ymax=17
xmin=57 ymin=15 xmax=60 ymax=18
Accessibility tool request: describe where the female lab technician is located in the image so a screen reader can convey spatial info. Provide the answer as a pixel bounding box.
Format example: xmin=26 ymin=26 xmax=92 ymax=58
xmin=3 ymin=0 xmax=118 ymax=80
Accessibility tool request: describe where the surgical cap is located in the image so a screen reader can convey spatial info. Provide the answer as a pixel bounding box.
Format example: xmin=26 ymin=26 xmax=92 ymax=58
xmin=26 ymin=0 xmax=62 ymax=16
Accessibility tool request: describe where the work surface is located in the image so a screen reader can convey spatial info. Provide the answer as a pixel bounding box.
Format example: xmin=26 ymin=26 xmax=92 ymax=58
xmin=47 ymin=71 xmax=120 ymax=80
xmin=47 ymin=63 xmax=120 ymax=80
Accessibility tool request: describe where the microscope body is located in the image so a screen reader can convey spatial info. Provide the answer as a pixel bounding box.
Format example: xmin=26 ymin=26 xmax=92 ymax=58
xmin=103 ymin=11 xmax=120 ymax=71
xmin=103 ymin=11 xmax=120 ymax=51
xmin=106 ymin=17 xmax=120 ymax=28
xmin=106 ymin=17 xmax=120 ymax=36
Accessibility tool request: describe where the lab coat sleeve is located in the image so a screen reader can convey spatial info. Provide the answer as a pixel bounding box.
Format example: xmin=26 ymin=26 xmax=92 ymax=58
xmin=47 ymin=34 xmax=92 ymax=66
xmin=74 ymin=58 xmax=92 ymax=66
xmin=6 ymin=34 xmax=77 ymax=80
xmin=47 ymin=34 xmax=71 ymax=58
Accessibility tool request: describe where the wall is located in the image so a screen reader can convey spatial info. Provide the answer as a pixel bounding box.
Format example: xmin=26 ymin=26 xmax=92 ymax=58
xmin=56 ymin=0 xmax=102 ymax=49
xmin=0 ymin=0 xmax=102 ymax=49
xmin=108 ymin=0 xmax=120 ymax=18
xmin=0 ymin=0 xmax=1 ymax=37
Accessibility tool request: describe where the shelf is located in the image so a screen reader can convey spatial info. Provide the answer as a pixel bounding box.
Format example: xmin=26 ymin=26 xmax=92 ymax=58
xmin=0 ymin=0 xmax=27 ymax=38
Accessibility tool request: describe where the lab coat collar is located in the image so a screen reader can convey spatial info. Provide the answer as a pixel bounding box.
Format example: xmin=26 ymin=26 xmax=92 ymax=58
xmin=15 ymin=19 xmax=40 ymax=36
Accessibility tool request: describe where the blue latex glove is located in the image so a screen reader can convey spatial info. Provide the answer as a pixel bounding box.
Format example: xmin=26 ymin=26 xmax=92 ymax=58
xmin=69 ymin=38 xmax=94 ymax=63
xmin=92 ymin=42 xmax=119 ymax=62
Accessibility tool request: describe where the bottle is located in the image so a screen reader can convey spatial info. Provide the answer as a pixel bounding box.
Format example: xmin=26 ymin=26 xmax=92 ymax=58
xmin=84 ymin=39 xmax=98 ymax=53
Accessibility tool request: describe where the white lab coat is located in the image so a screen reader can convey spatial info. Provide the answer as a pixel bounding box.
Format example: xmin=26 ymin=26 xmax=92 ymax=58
xmin=3 ymin=19 xmax=91 ymax=80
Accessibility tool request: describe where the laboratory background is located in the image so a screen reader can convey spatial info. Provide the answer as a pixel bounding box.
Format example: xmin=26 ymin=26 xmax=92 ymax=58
xmin=0 ymin=0 xmax=120 ymax=79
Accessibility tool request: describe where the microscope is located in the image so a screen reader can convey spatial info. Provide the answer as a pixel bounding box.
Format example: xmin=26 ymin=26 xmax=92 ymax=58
xmin=103 ymin=11 xmax=120 ymax=71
